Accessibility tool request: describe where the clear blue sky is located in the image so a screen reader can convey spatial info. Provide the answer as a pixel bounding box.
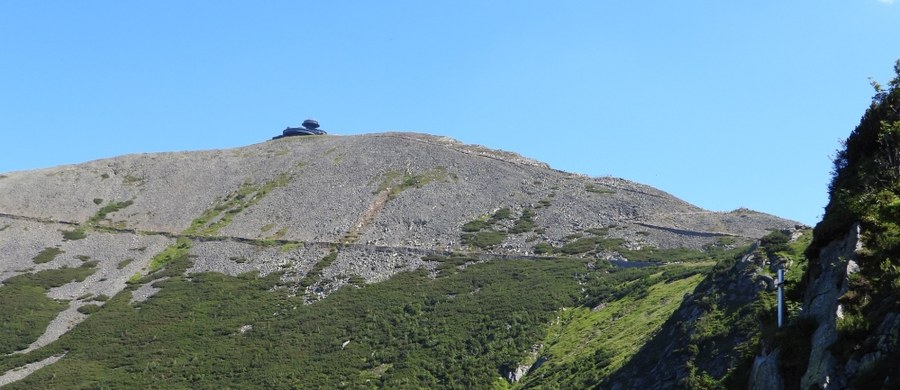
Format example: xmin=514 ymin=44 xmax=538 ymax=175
xmin=2 ymin=1 xmax=899 ymax=226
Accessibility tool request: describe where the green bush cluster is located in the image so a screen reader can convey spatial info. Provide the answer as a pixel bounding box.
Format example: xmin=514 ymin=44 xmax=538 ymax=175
xmin=61 ymin=228 xmax=87 ymax=241
xmin=88 ymin=200 xmax=134 ymax=226
xmin=461 ymin=231 xmax=507 ymax=249
xmin=77 ymin=304 xmax=101 ymax=315
xmin=759 ymin=230 xmax=791 ymax=255
xmin=32 ymin=247 xmax=64 ymax=264
xmin=422 ymin=255 xmax=477 ymax=274
xmin=534 ymin=234 xmax=626 ymax=257
xmin=509 ymin=208 xmax=535 ymax=234
xmin=460 ymin=208 xmax=536 ymax=250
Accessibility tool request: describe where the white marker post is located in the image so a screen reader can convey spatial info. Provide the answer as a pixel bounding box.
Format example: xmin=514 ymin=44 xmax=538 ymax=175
xmin=776 ymin=267 xmax=784 ymax=328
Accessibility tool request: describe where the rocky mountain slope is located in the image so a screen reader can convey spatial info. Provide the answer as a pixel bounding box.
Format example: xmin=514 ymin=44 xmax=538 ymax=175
xmin=0 ymin=132 xmax=792 ymax=291
xmin=0 ymin=132 xmax=798 ymax=388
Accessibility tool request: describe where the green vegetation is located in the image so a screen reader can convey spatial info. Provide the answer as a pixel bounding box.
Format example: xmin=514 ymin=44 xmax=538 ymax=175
xmin=462 ymin=219 xmax=489 ymax=232
xmin=586 ymin=227 xmax=609 ymax=236
xmin=678 ymin=229 xmax=811 ymax=388
xmin=461 ymin=231 xmax=508 ymax=249
xmin=520 ymin=267 xmax=707 ymax=388
xmin=620 ymin=244 xmax=746 ymax=263
xmin=298 ymin=250 xmax=339 ymax=292
xmin=92 ymin=294 xmax=110 ymax=302
xmin=0 ymin=265 xmax=96 ymax=355
xmin=117 ymin=259 xmax=134 ymax=269
xmin=279 ymin=243 xmax=303 ymax=253
xmin=585 ymin=183 xmax=615 ymax=195
xmin=0 ymin=258 xmax=593 ymax=389
xmin=147 ymin=237 xmax=192 ymax=275
xmin=533 ymin=242 xmax=554 ymax=254
xmin=759 ymin=229 xmax=791 ymax=255
xmin=532 ymin=233 xmax=626 ymax=257
xmin=81 ymin=260 xmax=99 ymax=269
xmin=581 ymin=263 xmax=712 ymax=310
xmin=797 ymin=61 xmax=900 ymax=388
xmin=460 ymin=208 xmax=537 ymax=249
xmin=810 ymin=60 xmax=900 ymax=270
xmin=271 ymin=227 xmax=288 ymax=239
xmin=61 ymin=227 xmax=87 ymax=241
xmin=560 ymin=236 xmax=623 ymax=255
xmin=375 ymin=167 xmax=451 ymax=200
xmin=77 ymin=304 xmax=101 ymax=315
xmin=32 ymin=247 xmax=64 ymax=264
xmin=66 ymin=203 xmax=147 ymax=237
xmin=123 ymin=175 xmax=144 ymax=186
xmin=186 ymin=173 xmax=292 ymax=236
xmin=531 ymin=226 xmax=750 ymax=265
xmin=250 ymin=238 xmax=281 ymax=248
xmin=88 ymin=200 xmax=134 ymax=225
xmin=423 ymin=254 xmax=478 ymax=274
xmin=508 ymin=208 xmax=535 ymax=234
xmin=490 ymin=207 xmax=512 ymax=221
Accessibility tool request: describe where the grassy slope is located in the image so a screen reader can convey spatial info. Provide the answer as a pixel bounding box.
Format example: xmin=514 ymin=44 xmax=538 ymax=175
xmin=516 ymin=267 xmax=708 ymax=389
xmin=3 ymin=258 xmax=590 ymax=389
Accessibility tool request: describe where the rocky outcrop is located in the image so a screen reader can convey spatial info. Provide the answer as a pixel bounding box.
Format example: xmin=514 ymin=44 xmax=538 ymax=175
xmin=800 ymin=223 xmax=861 ymax=389
xmin=749 ymin=349 xmax=783 ymax=390
xmin=844 ymin=312 xmax=900 ymax=386
xmin=503 ymin=344 xmax=545 ymax=383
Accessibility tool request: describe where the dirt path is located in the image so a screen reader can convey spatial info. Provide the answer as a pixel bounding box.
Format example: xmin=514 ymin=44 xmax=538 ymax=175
xmin=343 ymin=188 xmax=391 ymax=243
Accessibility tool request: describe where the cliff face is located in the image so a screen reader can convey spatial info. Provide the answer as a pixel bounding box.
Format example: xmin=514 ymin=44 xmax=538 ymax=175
xmin=800 ymin=224 xmax=861 ymax=389
xmin=782 ymin=222 xmax=900 ymax=390
xmin=747 ymin=61 xmax=900 ymax=389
